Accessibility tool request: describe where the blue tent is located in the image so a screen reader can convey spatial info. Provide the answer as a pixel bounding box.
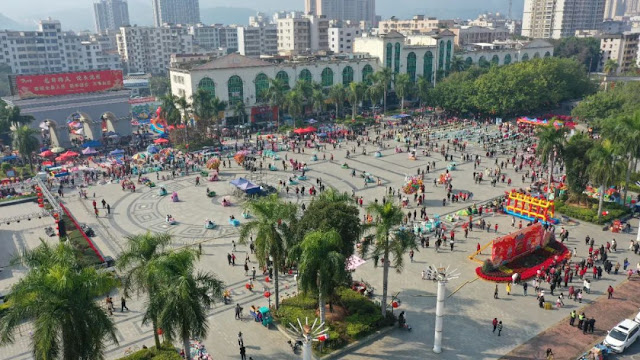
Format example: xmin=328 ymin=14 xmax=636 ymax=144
xmin=0 ymin=155 xmax=17 ymax=162
xmin=82 ymin=140 xmax=102 ymax=148
xmin=230 ymin=177 xmax=261 ymax=195
xmin=110 ymin=149 xmax=124 ymax=156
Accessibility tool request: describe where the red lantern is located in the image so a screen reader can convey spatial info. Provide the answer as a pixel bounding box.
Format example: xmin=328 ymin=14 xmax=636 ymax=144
xmin=317 ymin=334 xmax=329 ymax=342
xmin=392 ymin=301 xmax=399 ymax=308
xmin=39 ymin=203 xmax=44 ymax=208
xmin=157 ymin=328 xmax=164 ymax=335
xmin=265 ymin=276 xmax=270 ymax=283
xmin=263 ymin=291 xmax=271 ymax=298
xmin=288 ymin=269 xmax=293 ymax=275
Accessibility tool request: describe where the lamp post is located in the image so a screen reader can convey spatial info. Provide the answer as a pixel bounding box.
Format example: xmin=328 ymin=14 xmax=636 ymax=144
xmin=288 ymin=317 xmax=329 ymax=360
xmin=426 ymin=264 xmax=459 ymax=354
xmin=264 ymin=290 xmax=271 ymax=308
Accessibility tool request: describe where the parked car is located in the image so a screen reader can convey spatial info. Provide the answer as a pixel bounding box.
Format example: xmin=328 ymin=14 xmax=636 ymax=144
xmin=604 ymin=319 xmax=640 ymax=353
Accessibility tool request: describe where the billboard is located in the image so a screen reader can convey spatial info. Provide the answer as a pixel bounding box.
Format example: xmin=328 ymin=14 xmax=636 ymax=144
xmin=491 ymin=223 xmax=552 ymax=265
xmin=15 ymin=70 xmax=124 ymax=99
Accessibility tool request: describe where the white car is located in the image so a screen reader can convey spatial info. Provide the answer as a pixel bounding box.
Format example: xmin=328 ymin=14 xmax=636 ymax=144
xmin=635 ymin=309 xmax=640 ymax=324
xmin=604 ymin=319 xmax=640 ymax=353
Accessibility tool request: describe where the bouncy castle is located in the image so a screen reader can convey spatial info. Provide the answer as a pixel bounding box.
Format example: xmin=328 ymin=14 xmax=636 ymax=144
xmin=503 ymin=189 xmax=559 ymax=225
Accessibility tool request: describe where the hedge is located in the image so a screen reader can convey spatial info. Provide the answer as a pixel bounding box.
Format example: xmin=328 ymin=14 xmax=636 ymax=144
xmin=118 ymin=343 xmax=181 ymax=360
xmin=555 ymin=196 xmax=630 ymax=225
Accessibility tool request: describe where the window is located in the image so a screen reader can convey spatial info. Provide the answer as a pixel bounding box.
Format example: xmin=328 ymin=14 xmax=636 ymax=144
xmin=255 ymin=73 xmax=269 ymax=103
xmin=276 ymin=70 xmax=289 ymax=90
xmin=445 ymin=40 xmax=452 ymax=74
xmin=504 ymin=54 xmax=512 ymax=65
xmin=544 ymin=51 xmax=551 ymax=58
xmin=342 ymin=66 xmax=354 ymax=86
xmin=386 ymin=43 xmax=392 ymax=68
xmin=228 ymin=75 xmax=243 ymax=104
xmin=438 ymin=41 xmax=445 ymax=70
xmin=491 ymin=55 xmax=499 ymax=65
xmin=362 ymin=64 xmax=373 ymax=84
xmin=394 ymin=42 xmax=401 ymax=73
xmin=424 ymin=51 xmax=433 ymax=83
xmin=533 ymin=52 xmax=540 ymax=59
xmin=321 ymin=67 xmax=334 ymax=87
xmin=407 ymin=52 xmax=416 ymax=82
xmin=465 ymin=57 xmax=473 ymax=67
xmin=522 ymin=53 xmax=529 ymax=61
xmin=299 ymin=69 xmax=312 ymax=83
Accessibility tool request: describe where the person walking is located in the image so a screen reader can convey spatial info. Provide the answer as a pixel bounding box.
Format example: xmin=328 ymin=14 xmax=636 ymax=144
xmin=239 ymin=345 xmax=247 ymax=360
xmin=106 ymin=203 xmax=111 ymax=215
xmin=492 ymin=318 xmax=498 ymax=332
xmin=121 ymin=297 xmax=129 ymax=312
xmin=506 ymin=282 xmax=511 ymax=295
xmin=578 ymin=313 xmax=585 ymax=330
xmin=494 ymin=284 xmax=499 ymax=299
xmin=523 ymin=281 xmax=528 ymax=296
xmin=238 ymin=331 xmax=244 ymax=347
xmin=235 ymin=303 xmax=242 ymax=320
xmin=497 ymin=321 xmax=503 ymax=336
xmin=607 ymin=285 xmax=614 ymax=299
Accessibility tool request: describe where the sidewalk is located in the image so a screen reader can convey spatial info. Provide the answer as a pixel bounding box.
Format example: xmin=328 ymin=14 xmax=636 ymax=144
xmin=503 ymin=278 xmax=640 ymax=360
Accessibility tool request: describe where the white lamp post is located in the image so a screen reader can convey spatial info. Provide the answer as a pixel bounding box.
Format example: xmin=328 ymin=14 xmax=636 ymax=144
xmin=426 ymin=264 xmax=459 ymax=354
xmin=288 ymin=317 xmax=329 ymax=360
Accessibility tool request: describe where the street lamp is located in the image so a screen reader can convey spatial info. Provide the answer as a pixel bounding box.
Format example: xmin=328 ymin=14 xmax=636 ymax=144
xmin=288 ymin=317 xmax=329 ymax=360
xmin=425 ymin=264 xmax=459 ymax=354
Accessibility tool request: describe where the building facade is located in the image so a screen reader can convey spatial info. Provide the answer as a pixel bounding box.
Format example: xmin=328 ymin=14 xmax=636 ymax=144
xmin=604 ymin=0 xmax=627 ymax=19
xmin=305 ymin=0 xmax=376 ymax=26
xmin=599 ymin=31 xmax=640 ymax=74
xmin=237 ymin=25 xmax=278 ymax=57
xmin=152 ymin=0 xmax=200 ymax=26
xmin=459 ymin=39 xmax=555 ymax=67
xmin=169 ymin=52 xmax=378 ymax=121
xmin=329 ymin=25 xmax=361 ymax=53
xmin=117 ymin=25 xmax=194 ymax=74
xmin=378 ymin=16 xmax=456 ymax=35
xmin=277 ymin=15 xmax=329 ymax=55
xmin=93 ymin=0 xmax=130 ymax=33
xmin=451 ymin=26 xmax=511 ymax=46
xmin=522 ymin=0 xmax=606 ymax=39
xmin=188 ymin=24 xmax=238 ymax=52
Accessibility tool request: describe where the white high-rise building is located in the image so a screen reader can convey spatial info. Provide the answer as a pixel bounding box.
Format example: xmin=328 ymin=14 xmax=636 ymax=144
xmin=522 ymin=0 xmax=606 ymax=39
xmin=599 ymin=31 xmax=640 ymax=74
xmin=237 ymin=25 xmax=278 ymax=57
xmin=604 ymin=0 xmax=627 ymax=19
xmin=305 ymin=0 xmax=376 ymax=26
xmin=328 ymin=25 xmax=361 ymax=53
xmin=93 ymin=0 xmax=130 ymax=33
xmin=277 ymin=15 xmax=329 ymax=55
xmin=152 ymin=0 xmax=200 ymax=26
xmin=188 ymin=24 xmax=239 ymax=53
xmin=117 ymin=25 xmax=194 ymax=74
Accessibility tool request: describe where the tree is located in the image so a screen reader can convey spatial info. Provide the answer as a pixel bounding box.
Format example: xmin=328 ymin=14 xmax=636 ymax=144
xmin=366 ymin=82 xmax=383 ymax=113
xmin=151 ymin=249 xmax=223 ymax=360
xmin=370 ymin=68 xmax=393 ymax=114
xmin=233 ymin=101 xmax=247 ymax=126
xmin=150 ymin=76 xmax=171 ymax=97
xmin=449 ymin=56 xmax=466 ymax=73
xmin=359 ymin=202 xmax=418 ymax=316
xmin=601 ymin=111 xmax=640 ymax=205
xmin=327 ymin=84 xmax=346 ymax=119
xmin=239 ymin=195 xmax=298 ymax=309
xmin=0 ymin=241 xmax=118 ymax=359
xmin=159 ymin=94 xmax=181 ymax=126
xmin=175 ymin=96 xmax=192 ymax=142
xmin=312 ymin=88 xmax=325 ymax=118
xmin=394 ymin=73 xmax=413 ymax=113
xmin=0 ymin=63 xmax=12 ymax=96
xmin=572 ymin=82 xmax=640 ymax=122
xmin=285 ymin=90 xmax=305 ymax=125
xmin=346 ymin=82 xmax=366 ymax=121
xmin=604 ymin=59 xmax=619 ymax=75
xmin=563 ymin=133 xmax=594 ymax=202
xmin=295 ymin=230 xmax=346 ymax=324
xmin=587 ymin=140 xmax=626 ymax=220
xmin=535 ymin=125 xmax=568 ymax=194
xmin=3 ymin=106 xmax=34 ymax=127
xmin=551 ymin=37 xmax=600 ymax=72
xmin=415 ymin=75 xmax=430 ymax=108
xmin=12 ymin=125 xmax=39 ymax=171
xmin=117 ymin=232 xmax=172 ymax=348
xmin=209 ymin=97 xmax=227 ymax=130
xmin=266 ymin=78 xmax=288 ymax=129
xmin=191 ymin=89 xmax=214 ymax=135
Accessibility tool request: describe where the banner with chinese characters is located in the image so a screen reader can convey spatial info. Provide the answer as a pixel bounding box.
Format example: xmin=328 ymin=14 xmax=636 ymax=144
xmin=491 ymin=223 xmax=551 ymax=265
xmin=15 ymin=70 xmax=124 ymax=99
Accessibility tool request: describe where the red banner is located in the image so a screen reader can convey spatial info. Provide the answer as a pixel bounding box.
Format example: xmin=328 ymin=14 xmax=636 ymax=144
xmin=491 ymin=223 xmax=551 ymax=264
xmin=16 ymin=70 xmax=124 ymax=99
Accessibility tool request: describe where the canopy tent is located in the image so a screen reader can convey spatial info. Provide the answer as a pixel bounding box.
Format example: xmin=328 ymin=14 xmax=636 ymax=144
xmin=82 ymin=140 xmax=102 ymax=148
xmin=391 ymin=114 xmax=411 ymax=119
xmin=109 ymin=149 xmax=124 ymax=156
xmin=39 ymin=150 xmax=54 ymax=157
xmin=82 ymin=147 xmax=98 ymax=155
xmin=230 ymin=177 xmax=261 ymax=195
xmin=304 ymin=126 xmax=317 ymax=132
xmin=147 ymin=145 xmax=160 ymax=154
xmin=51 ymin=147 xmax=65 ymax=153
xmin=154 ymin=138 xmax=169 ymax=144
xmin=61 ymin=151 xmax=79 ymax=158
xmin=293 ymin=128 xmax=308 ymax=134
xmin=346 ymin=255 xmax=366 ymax=271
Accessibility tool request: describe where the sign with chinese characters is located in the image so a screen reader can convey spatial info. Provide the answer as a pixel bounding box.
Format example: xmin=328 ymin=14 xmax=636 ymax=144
xmin=15 ymin=70 xmax=124 ymax=99
xmin=491 ymin=223 xmax=552 ymax=265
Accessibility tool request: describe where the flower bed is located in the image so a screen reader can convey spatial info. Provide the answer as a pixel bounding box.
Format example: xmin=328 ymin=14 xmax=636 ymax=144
xmin=476 ymin=241 xmax=569 ymax=282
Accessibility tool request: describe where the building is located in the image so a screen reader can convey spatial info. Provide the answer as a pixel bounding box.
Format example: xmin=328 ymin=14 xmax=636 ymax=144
xmin=459 ymin=39 xmax=555 ymax=67
xmin=354 ymin=30 xmax=456 ymax=84
xmin=451 ymin=26 xmax=510 ymax=46
xmin=329 ymin=25 xmax=361 ymax=53
xmin=605 ymin=0 xmax=627 ymax=19
xmin=218 ymin=26 xmax=239 ymax=52
xmin=237 ymin=25 xmax=278 ymax=57
xmin=627 ymin=0 xmax=640 ymax=15
xmin=305 ymin=0 xmax=376 ymax=26
xmin=152 ymin=0 xmax=200 ymax=27
xmin=117 ymin=25 xmax=194 ymax=74
xmin=599 ymin=31 xmax=640 ymax=73
xmin=169 ymin=52 xmax=378 ymax=123
xmin=522 ymin=0 xmax=606 ymax=39
xmin=0 ymin=19 xmax=121 ymax=75
xmin=277 ymin=15 xmax=329 ymax=55
xmin=378 ymin=16 xmax=456 ymax=35
xmin=170 ymin=52 xmax=225 ymax=68
xmin=93 ymin=0 xmax=130 ymax=33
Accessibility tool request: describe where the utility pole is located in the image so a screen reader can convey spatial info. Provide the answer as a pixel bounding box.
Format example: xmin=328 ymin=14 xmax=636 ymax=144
xmin=426 ymin=265 xmax=460 ymax=354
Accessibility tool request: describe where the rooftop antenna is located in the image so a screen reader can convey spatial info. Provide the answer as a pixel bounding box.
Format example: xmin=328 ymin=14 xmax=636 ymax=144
xmin=508 ymin=0 xmax=513 ymax=20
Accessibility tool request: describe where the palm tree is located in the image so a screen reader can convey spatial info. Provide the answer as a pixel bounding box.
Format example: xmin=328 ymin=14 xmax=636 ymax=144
xmin=12 ymin=125 xmax=39 ymax=171
xmin=604 ymin=59 xmax=619 ymax=75
xmin=191 ymin=89 xmax=214 ymax=129
xmin=3 ymin=105 xmax=34 ymax=127
xmin=209 ymin=97 xmax=227 ymax=131
xmin=602 ymin=111 xmax=640 ymax=205
xmin=0 ymin=241 xmax=118 ymax=359
xmin=266 ymin=78 xmax=288 ymax=129
xmin=285 ymin=90 xmax=305 ymax=125
xmin=312 ymin=88 xmax=325 ymax=118
xmin=370 ymin=68 xmax=393 ymax=115
xmin=327 ymin=84 xmax=346 ymax=120
xmin=293 ymin=80 xmax=313 ymax=101
xmin=117 ymin=232 xmax=172 ymax=348
xmin=239 ymin=194 xmax=298 ymax=310
xmin=588 ymin=140 xmax=626 ymax=220
xmin=347 ymin=82 xmax=366 ymax=121
xmin=449 ymin=56 xmax=466 ymax=73
xmin=416 ymin=75 xmax=430 ymax=109
xmin=359 ymin=202 xmax=418 ymax=316
xmin=151 ymin=249 xmax=223 ymax=360
xmin=233 ymin=101 xmax=247 ymax=126
xmin=175 ymin=96 xmax=191 ymax=143
xmin=394 ymin=73 xmax=413 ymax=113
xmin=536 ymin=125 xmax=568 ymax=194
xmin=294 ymin=230 xmax=346 ymax=324
xmin=159 ymin=94 xmax=181 ymax=126
xmin=366 ymin=83 xmax=383 ymax=113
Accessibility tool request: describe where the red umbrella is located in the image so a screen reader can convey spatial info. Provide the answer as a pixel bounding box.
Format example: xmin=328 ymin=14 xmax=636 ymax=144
xmin=293 ymin=128 xmax=307 ymax=134
xmin=154 ymin=138 xmax=169 ymax=144
xmin=39 ymin=150 xmax=54 ymax=157
xmin=62 ymin=151 xmax=79 ymax=157
xmin=304 ymin=126 xmax=317 ymax=132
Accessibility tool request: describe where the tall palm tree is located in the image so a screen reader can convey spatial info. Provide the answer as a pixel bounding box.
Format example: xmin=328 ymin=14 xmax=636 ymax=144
xmin=151 ymin=249 xmax=223 ymax=360
xmin=3 ymin=105 xmax=34 ymax=127
xmin=536 ymin=125 xmax=568 ymax=194
xmin=159 ymin=94 xmax=181 ymax=126
xmin=366 ymin=83 xmax=383 ymax=113
xmin=175 ymin=96 xmax=192 ymax=143
xmin=604 ymin=59 xmax=619 ymax=75
xmin=602 ymin=111 xmax=640 ymax=205
xmin=416 ymin=75 xmax=430 ymax=109
xmin=210 ymin=97 xmax=227 ymax=131
xmin=449 ymin=56 xmax=466 ymax=73
xmin=588 ymin=140 xmax=626 ymax=220
xmin=394 ymin=73 xmax=413 ymax=113
xmin=0 ymin=241 xmax=118 ymax=359
xmin=359 ymin=202 xmax=418 ymax=316
xmin=293 ymin=80 xmax=313 ymax=101
xmin=285 ymin=90 xmax=305 ymax=125
xmin=346 ymin=82 xmax=366 ymax=121
xmin=312 ymin=88 xmax=325 ymax=118
xmin=233 ymin=101 xmax=247 ymax=126
xmin=266 ymin=78 xmax=288 ymax=129
xmin=239 ymin=194 xmax=298 ymax=310
xmin=117 ymin=232 xmax=172 ymax=348
xmin=191 ymin=89 xmax=214 ymax=133
xmin=12 ymin=125 xmax=39 ymax=171
xmin=371 ymin=68 xmax=393 ymax=115
xmin=294 ymin=230 xmax=346 ymax=324
xmin=327 ymin=84 xmax=346 ymax=120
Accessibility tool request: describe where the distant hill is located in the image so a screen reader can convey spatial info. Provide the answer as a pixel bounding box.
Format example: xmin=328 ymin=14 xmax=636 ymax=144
xmin=0 ymin=13 xmax=25 ymax=30
xmin=200 ymin=7 xmax=257 ymax=26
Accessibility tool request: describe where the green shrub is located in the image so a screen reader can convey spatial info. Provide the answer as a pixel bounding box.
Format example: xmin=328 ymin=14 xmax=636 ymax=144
xmin=482 ymin=259 xmax=496 ymax=273
xmin=118 ymin=344 xmax=181 ymax=360
xmin=280 ymin=293 xmax=317 ymax=309
xmin=555 ymin=196 xmax=630 ymax=225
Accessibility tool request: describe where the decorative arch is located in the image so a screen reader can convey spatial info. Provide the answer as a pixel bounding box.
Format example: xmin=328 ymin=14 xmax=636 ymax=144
xmin=394 ymin=42 xmax=401 ymax=73
xmin=299 ymin=69 xmax=312 ymax=83
xmin=424 ymin=51 xmax=434 ymax=83
xmin=534 ymin=52 xmax=540 ymax=59
xmin=342 ymin=66 xmax=354 ymax=86
xmin=491 ymin=55 xmax=500 ymax=65
xmin=445 ymin=40 xmax=452 ymax=73
xmin=197 ymin=77 xmax=215 ymax=97
xmin=321 ymin=67 xmax=334 ymax=87
xmin=386 ymin=43 xmax=393 ymax=68
xmin=276 ymin=71 xmax=290 ymax=90
xmin=438 ymin=41 xmax=445 ymax=70
xmin=504 ymin=54 xmax=512 ymax=65
xmin=479 ymin=56 xmax=489 ymax=68
xmin=254 ymin=73 xmax=269 ymax=103
xmin=228 ymin=75 xmax=243 ymax=104
xmin=362 ymin=64 xmax=373 ymax=84
xmin=522 ymin=53 xmax=530 ymax=61
xmin=544 ymin=51 xmax=551 ymax=58
xmin=407 ymin=52 xmax=417 ymax=82
xmin=465 ymin=57 xmax=473 ymax=67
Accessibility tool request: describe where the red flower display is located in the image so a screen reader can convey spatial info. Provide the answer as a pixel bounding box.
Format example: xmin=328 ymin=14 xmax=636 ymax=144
xmin=476 ymin=242 xmax=569 ymax=282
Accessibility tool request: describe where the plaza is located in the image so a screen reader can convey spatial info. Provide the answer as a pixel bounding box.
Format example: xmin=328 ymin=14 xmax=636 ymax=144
xmin=0 ymin=120 xmax=639 ymax=360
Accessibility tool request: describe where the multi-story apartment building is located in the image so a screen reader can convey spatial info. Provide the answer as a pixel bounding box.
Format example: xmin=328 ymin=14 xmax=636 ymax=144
xmin=277 ymin=15 xmax=329 ymax=55
xmin=0 ymin=19 xmax=121 ymax=75
xmin=152 ymin=0 xmax=200 ymax=27
xmin=599 ymin=30 xmax=640 ymax=74
xmin=305 ymin=0 xmax=377 ymax=26
xmin=522 ymin=0 xmax=606 ymax=39
xmin=237 ymin=25 xmax=278 ymax=57
xmin=188 ymin=24 xmax=239 ymax=53
xmin=116 ymin=25 xmax=194 ymax=74
xmin=218 ymin=26 xmax=239 ymax=52
xmin=328 ymin=24 xmax=361 ymax=53
xmin=378 ymin=15 xmax=456 ymax=35
xmin=604 ymin=0 xmax=627 ymax=19
xmin=450 ymin=26 xmax=511 ymax=46
xmin=93 ymin=0 xmax=130 ymax=33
